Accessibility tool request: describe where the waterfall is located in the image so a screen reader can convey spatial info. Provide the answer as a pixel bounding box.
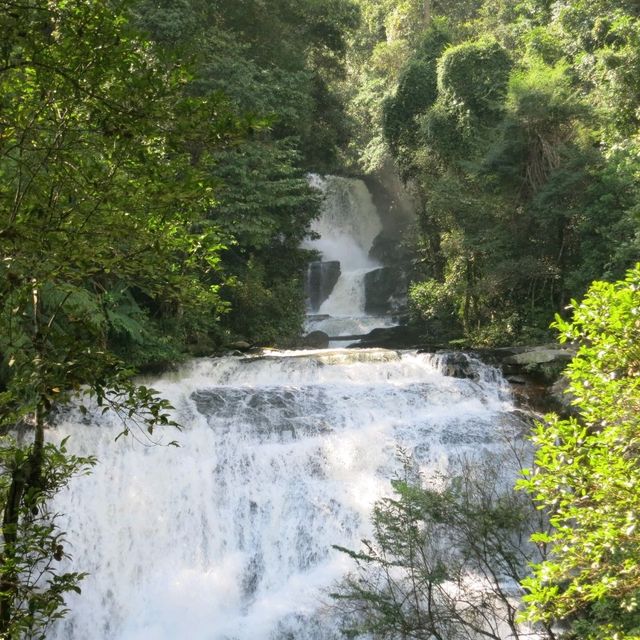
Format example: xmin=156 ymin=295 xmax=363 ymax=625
xmin=47 ymin=350 xmax=523 ymax=640
xmin=306 ymin=175 xmax=381 ymax=274
xmin=303 ymin=176 xmax=397 ymax=339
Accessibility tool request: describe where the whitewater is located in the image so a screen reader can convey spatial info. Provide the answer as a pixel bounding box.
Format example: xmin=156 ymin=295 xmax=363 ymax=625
xmin=47 ymin=177 xmax=525 ymax=639
xmin=47 ymin=349 xmax=522 ymax=639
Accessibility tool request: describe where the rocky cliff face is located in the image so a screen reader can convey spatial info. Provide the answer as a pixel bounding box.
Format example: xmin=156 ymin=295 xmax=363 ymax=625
xmin=364 ymin=267 xmax=407 ymax=314
xmin=305 ymin=261 xmax=341 ymax=312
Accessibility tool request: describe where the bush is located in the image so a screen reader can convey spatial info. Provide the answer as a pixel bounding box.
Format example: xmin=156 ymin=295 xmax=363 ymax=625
xmin=332 ymin=448 xmax=552 ymax=639
xmin=437 ymin=38 xmax=512 ymax=119
xmin=519 ymin=264 xmax=640 ymax=638
xmin=408 ymin=278 xmax=455 ymax=321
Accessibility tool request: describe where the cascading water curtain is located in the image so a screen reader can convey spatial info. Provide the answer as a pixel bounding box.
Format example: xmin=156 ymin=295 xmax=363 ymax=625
xmin=48 ymin=350 xmax=520 ymax=640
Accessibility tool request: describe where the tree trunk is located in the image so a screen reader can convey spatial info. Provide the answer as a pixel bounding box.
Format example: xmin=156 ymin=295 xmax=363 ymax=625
xmin=0 ymin=286 xmax=47 ymax=633
xmin=424 ymin=0 xmax=431 ymax=26
xmin=0 ymin=463 xmax=27 ymax=631
xmin=463 ymin=258 xmax=473 ymax=333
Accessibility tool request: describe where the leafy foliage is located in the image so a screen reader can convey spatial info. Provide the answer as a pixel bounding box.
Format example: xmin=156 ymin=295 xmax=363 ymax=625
xmin=437 ymin=38 xmax=512 ymax=120
xmin=346 ymin=0 xmax=640 ymax=346
xmin=378 ymin=3 xmax=640 ymax=342
xmin=382 ymin=23 xmax=450 ymax=176
xmin=333 ymin=448 xmax=553 ymax=640
xmin=519 ymin=264 xmax=640 ymax=639
xmin=0 ymin=0 xmax=240 ymax=632
xmin=0 ymin=437 xmax=95 ymax=640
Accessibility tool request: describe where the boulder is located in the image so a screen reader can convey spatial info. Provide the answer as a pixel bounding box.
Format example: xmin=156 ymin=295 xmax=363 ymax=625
xmin=469 ymin=344 xmax=577 ymax=413
xmin=354 ymin=324 xmax=424 ymax=349
xmin=306 ymin=261 xmax=341 ymax=312
xmin=228 ymin=340 xmax=252 ymax=351
xmin=438 ymin=352 xmax=478 ymax=380
xmin=364 ymin=267 xmax=407 ymax=315
xmin=548 ymin=375 xmax=577 ymax=416
xmin=502 ymin=346 xmax=574 ymax=383
xmin=503 ymin=348 xmax=573 ymax=366
xmin=302 ymin=330 xmax=330 ymax=349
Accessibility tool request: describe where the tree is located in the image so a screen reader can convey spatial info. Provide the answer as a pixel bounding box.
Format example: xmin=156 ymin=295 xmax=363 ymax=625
xmin=437 ymin=38 xmax=512 ymax=121
xmin=0 ymin=0 xmax=237 ymax=632
xmin=382 ymin=21 xmax=450 ymax=177
xmin=205 ymin=139 xmax=322 ymax=344
xmin=519 ymin=264 xmax=640 ymax=638
xmin=332 ymin=448 xmax=553 ymax=639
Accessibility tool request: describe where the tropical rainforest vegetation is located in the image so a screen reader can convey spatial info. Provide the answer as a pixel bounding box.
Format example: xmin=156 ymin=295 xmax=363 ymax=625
xmin=346 ymin=0 xmax=640 ymax=344
xmin=0 ymin=0 xmax=639 ymax=637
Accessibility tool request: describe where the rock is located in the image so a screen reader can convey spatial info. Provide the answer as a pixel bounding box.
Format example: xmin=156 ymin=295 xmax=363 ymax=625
xmin=362 ymin=169 xmax=416 ymax=266
xmin=503 ymin=348 xmax=574 ymax=366
xmin=505 ymin=375 xmax=528 ymax=385
xmin=502 ymin=346 xmax=574 ymax=383
xmin=354 ymin=324 xmax=426 ymax=349
xmin=468 ymin=344 xmax=578 ymax=413
xmin=306 ymin=261 xmax=341 ymax=312
xmin=302 ymin=331 xmax=330 ymax=348
xmin=510 ymin=380 xmax=557 ymax=413
xmin=549 ymin=375 xmax=577 ymax=417
xmin=228 ymin=341 xmax=252 ymax=351
xmin=364 ymin=267 xmax=407 ymax=315
xmin=439 ymin=352 xmax=478 ymax=380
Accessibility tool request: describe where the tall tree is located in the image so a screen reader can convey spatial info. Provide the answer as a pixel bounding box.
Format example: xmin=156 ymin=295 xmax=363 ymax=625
xmin=0 ymin=0 xmax=237 ymax=632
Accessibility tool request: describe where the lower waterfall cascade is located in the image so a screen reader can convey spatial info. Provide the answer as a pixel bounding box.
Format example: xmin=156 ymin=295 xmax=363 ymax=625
xmin=47 ymin=349 xmax=528 ymax=640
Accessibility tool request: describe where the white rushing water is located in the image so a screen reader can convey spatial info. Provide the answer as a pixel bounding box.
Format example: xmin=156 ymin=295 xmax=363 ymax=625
xmin=47 ymin=349 xmax=523 ymax=640
xmin=303 ymin=176 xmax=397 ymax=339
xmin=305 ymin=175 xmax=381 ymax=275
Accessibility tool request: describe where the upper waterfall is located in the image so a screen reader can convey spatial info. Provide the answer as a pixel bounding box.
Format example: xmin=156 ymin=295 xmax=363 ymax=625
xmin=305 ymin=175 xmax=382 ymax=273
xmin=303 ymin=176 xmax=398 ymax=340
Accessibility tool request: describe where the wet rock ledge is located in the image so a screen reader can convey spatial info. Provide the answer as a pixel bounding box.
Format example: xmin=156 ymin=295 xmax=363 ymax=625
xmin=295 ymin=324 xmax=576 ymax=415
xmin=347 ymin=325 xmax=576 ymax=415
xmin=468 ymin=345 xmax=576 ymax=415
xmin=415 ymin=345 xmax=575 ymax=415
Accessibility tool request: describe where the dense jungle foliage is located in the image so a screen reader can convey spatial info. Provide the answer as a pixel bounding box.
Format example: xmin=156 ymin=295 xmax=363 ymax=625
xmin=1 ymin=0 xmax=640 ymax=636
xmin=345 ymin=0 xmax=640 ymax=344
